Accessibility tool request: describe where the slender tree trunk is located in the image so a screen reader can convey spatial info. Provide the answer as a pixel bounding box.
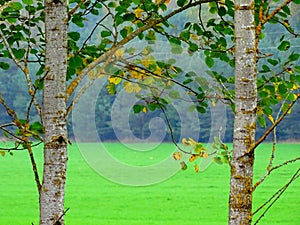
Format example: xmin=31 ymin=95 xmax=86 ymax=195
xmin=228 ymin=0 xmax=257 ymax=224
xmin=40 ymin=0 xmax=68 ymax=224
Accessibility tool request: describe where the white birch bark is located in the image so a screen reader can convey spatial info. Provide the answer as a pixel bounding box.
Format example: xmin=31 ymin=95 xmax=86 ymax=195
xmin=40 ymin=0 xmax=68 ymax=224
xmin=229 ymin=0 xmax=257 ymax=224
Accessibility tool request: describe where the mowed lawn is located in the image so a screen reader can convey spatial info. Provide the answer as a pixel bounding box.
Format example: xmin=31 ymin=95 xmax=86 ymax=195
xmin=0 ymin=143 xmax=299 ymax=225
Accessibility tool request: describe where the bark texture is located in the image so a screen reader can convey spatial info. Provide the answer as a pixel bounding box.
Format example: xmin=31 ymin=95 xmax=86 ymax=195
xmin=40 ymin=0 xmax=68 ymax=224
xmin=229 ymin=0 xmax=257 ymax=224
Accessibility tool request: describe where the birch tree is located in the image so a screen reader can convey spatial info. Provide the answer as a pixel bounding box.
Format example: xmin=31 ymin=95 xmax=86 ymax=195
xmin=228 ymin=0 xmax=256 ymax=223
xmin=0 ymin=0 xmax=300 ymax=224
xmin=39 ymin=0 xmax=68 ymax=224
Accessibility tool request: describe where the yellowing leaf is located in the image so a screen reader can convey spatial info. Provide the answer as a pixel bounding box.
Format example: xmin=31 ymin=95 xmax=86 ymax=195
xmin=108 ymin=76 xmax=122 ymax=84
xmin=292 ymin=84 xmax=299 ymax=90
xmin=191 ymin=34 xmax=199 ymax=41
xmin=170 ymin=65 xmax=177 ymax=73
xmin=173 ymin=151 xmax=182 ymax=160
xmin=267 ymin=115 xmax=275 ymax=124
xmin=182 ymin=137 xmax=197 ymax=146
xmin=200 ymin=152 xmax=209 ymax=158
xmin=180 ymin=161 xmax=188 ymax=170
xmin=194 ymin=164 xmax=199 ymax=173
xmin=142 ymin=76 xmax=154 ymax=85
xmin=0 ymin=151 xmax=5 ymax=157
xmin=124 ymin=82 xmax=142 ymax=93
xmin=142 ymin=106 xmax=147 ymax=113
xmin=134 ymin=8 xmax=144 ymax=18
xmin=189 ymin=154 xmax=198 ymax=162
xmin=188 ymin=138 xmax=197 ymax=147
xmin=182 ymin=138 xmax=189 ymax=146
xmin=115 ymin=48 xmax=124 ymax=58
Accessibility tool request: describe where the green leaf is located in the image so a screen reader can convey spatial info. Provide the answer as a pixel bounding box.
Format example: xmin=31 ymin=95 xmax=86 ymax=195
xmin=101 ymin=30 xmax=111 ymax=38
xmin=10 ymin=2 xmax=23 ymax=10
xmin=188 ymin=42 xmax=198 ymax=53
xmin=107 ymin=83 xmax=116 ymax=95
xmin=68 ymin=32 xmax=80 ymax=41
xmin=278 ymin=83 xmax=287 ymax=94
xmin=180 ymin=161 xmax=188 ymax=170
xmin=278 ymin=40 xmax=290 ymax=51
xmin=267 ymin=59 xmax=278 ymax=66
xmin=69 ymin=55 xmax=83 ymax=69
xmin=259 ymin=91 xmax=268 ymax=98
xmin=263 ymin=106 xmax=272 ymax=115
xmin=22 ymin=0 xmax=33 ymax=5
xmin=288 ymin=53 xmax=300 ymax=62
xmin=294 ymin=0 xmax=300 ymax=3
xmin=30 ymin=121 xmax=44 ymax=134
xmin=196 ymin=106 xmax=206 ymax=113
xmin=205 ymin=56 xmax=214 ymax=68
xmin=0 ymin=62 xmax=10 ymax=70
xmin=171 ymin=44 xmax=183 ymax=54
xmin=257 ymin=116 xmax=266 ymax=127
xmin=183 ymin=78 xmax=193 ymax=85
xmin=177 ymin=0 xmax=187 ymax=7
xmin=180 ymin=31 xmax=190 ymax=41
xmin=12 ymin=48 xmax=25 ymax=60
xmin=261 ymin=64 xmax=271 ymax=72
xmin=169 ymin=37 xmax=181 ymax=46
xmin=169 ymin=90 xmax=180 ymax=99
xmin=218 ymin=6 xmax=226 ymax=16
xmin=133 ymin=104 xmax=143 ymax=114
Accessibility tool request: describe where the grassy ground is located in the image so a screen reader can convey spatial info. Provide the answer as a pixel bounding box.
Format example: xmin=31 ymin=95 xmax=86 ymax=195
xmin=0 ymin=143 xmax=299 ymax=224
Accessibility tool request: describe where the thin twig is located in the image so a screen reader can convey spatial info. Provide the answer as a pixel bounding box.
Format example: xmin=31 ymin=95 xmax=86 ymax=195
xmin=253 ymin=168 xmax=300 ymax=224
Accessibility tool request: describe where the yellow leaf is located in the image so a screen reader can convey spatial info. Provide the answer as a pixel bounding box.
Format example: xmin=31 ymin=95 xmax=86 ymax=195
xmin=188 ymin=138 xmax=197 ymax=147
xmin=194 ymin=164 xmax=199 ymax=173
xmin=134 ymin=8 xmax=144 ymax=18
xmin=0 ymin=151 xmax=5 ymax=157
xmin=123 ymin=82 xmax=141 ymax=93
xmin=142 ymin=106 xmax=147 ymax=113
xmin=154 ymin=66 xmax=162 ymax=76
xmin=182 ymin=138 xmax=189 ymax=146
xmin=202 ymin=152 xmax=208 ymax=159
xmin=115 ymin=48 xmax=124 ymax=58
xmin=155 ymin=0 xmax=170 ymax=4
xmin=191 ymin=34 xmax=199 ymax=41
xmin=189 ymin=154 xmax=198 ymax=162
xmin=170 ymin=65 xmax=177 ymax=73
xmin=108 ymin=76 xmax=122 ymax=84
xmin=292 ymin=84 xmax=299 ymax=90
xmin=287 ymin=68 xmax=293 ymax=74
xmin=173 ymin=152 xmax=182 ymax=160
xmin=267 ymin=115 xmax=275 ymax=124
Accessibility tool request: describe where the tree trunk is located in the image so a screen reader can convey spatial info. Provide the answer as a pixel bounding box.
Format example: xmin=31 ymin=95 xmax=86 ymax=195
xmin=228 ymin=0 xmax=257 ymax=224
xmin=40 ymin=0 xmax=68 ymax=224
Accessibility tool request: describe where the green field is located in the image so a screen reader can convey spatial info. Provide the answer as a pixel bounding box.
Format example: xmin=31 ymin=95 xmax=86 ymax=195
xmin=0 ymin=143 xmax=299 ymax=225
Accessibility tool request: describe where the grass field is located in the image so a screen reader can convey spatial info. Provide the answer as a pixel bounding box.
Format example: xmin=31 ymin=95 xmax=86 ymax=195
xmin=0 ymin=143 xmax=299 ymax=225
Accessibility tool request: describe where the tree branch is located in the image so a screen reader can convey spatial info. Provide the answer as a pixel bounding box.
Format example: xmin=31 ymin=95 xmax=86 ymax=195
xmin=253 ymin=168 xmax=300 ymax=224
xmin=66 ymin=0 xmax=216 ymax=102
xmin=248 ymin=94 xmax=299 ymax=153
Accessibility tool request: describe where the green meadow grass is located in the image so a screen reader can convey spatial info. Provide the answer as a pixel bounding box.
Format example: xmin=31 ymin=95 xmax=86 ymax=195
xmin=0 ymin=143 xmax=299 ymax=225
